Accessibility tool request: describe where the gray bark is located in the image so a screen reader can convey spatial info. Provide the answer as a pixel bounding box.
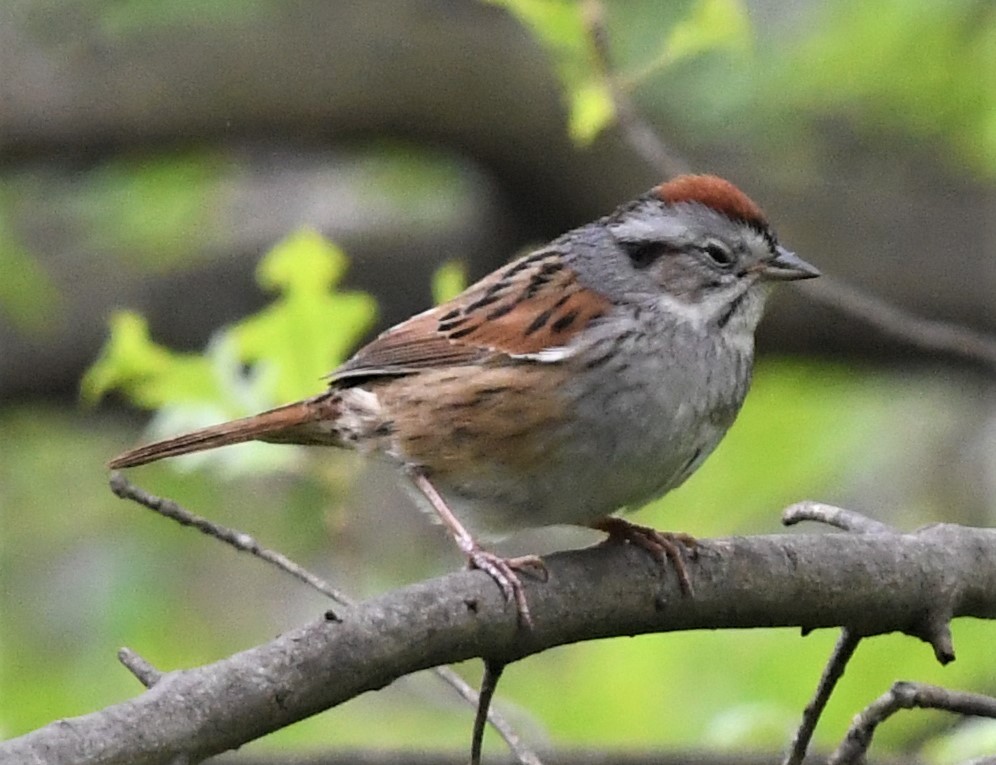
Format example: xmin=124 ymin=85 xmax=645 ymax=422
xmin=1 ymin=524 xmax=993 ymax=765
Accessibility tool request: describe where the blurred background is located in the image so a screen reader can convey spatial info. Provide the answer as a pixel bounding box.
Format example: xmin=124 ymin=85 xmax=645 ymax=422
xmin=1 ymin=0 xmax=994 ymax=761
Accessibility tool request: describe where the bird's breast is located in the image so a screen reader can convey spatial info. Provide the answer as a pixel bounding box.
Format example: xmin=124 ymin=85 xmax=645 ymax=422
xmin=361 ymin=320 xmax=752 ymax=536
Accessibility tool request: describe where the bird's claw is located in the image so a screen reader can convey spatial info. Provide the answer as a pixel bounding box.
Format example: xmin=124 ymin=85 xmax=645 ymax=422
xmin=468 ymin=549 xmax=547 ymax=628
xmin=593 ymin=517 xmax=697 ymax=596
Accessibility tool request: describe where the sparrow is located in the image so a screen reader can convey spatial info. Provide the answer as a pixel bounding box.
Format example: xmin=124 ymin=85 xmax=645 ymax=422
xmin=109 ymin=174 xmax=820 ymax=625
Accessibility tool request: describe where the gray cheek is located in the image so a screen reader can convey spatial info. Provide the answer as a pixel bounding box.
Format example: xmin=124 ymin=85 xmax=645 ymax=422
xmin=562 ymin=226 xmax=665 ymax=301
xmin=647 ymin=257 xmax=714 ymax=300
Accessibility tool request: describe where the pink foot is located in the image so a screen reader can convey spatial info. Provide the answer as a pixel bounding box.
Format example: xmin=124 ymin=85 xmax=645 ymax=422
xmin=591 ymin=517 xmax=697 ymax=595
xmin=468 ymin=549 xmax=548 ymax=627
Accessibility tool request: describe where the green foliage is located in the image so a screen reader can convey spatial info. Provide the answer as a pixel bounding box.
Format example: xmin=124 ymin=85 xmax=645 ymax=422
xmin=0 ymin=205 xmax=60 ymax=332
xmin=82 ymin=230 xmax=377 ymax=471
xmin=79 ymin=153 xmax=226 ymax=270
xmin=430 ymin=260 xmax=468 ymax=304
xmin=489 ymin=0 xmax=752 ymax=144
xmin=231 ymin=230 xmax=378 ymax=402
xmin=91 ymin=0 xmax=271 ymax=37
xmin=661 ymin=0 xmax=751 ymax=65
xmin=81 ymin=311 xmax=224 ymax=410
xmin=486 ymin=0 xmax=616 ymax=144
xmin=496 ymin=1 xmax=996 ymax=175
xmin=775 ymin=0 xmax=996 ymax=175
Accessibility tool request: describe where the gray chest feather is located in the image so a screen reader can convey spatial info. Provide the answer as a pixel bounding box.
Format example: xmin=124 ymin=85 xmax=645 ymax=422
xmin=443 ymin=317 xmax=753 ymax=534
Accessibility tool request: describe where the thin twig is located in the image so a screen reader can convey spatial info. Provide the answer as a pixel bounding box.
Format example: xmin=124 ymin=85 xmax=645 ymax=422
xmin=117 ymin=647 xmax=164 ymax=688
xmin=829 ymin=682 xmax=996 ymax=765
xmin=782 ymin=502 xmax=897 ymax=535
xmin=108 ymin=472 xmax=543 ymax=765
xmin=783 ymin=502 xmax=957 ymax=664
xmin=800 ymin=276 xmax=996 ymax=372
xmin=109 ymin=472 xmax=352 ymax=609
xmin=582 ymin=0 xmax=690 ymax=178
xmin=470 ymin=660 xmax=507 ymax=765
xmin=783 ymin=629 xmax=862 ymax=765
xmin=910 ymin=607 xmax=957 ymax=666
xmin=434 ymin=665 xmax=544 ymax=765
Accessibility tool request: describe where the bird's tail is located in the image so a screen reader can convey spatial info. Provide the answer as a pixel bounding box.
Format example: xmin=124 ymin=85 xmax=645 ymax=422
xmin=107 ymin=395 xmax=341 ymax=469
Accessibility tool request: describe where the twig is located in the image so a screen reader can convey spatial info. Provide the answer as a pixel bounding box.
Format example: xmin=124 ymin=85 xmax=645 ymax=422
xmin=909 ymin=607 xmax=956 ymax=666
xmin=782 ymin=502 xmax=897 ymax=535
xmin=117 ymin=647 xmax=164 ymax=688
xmin=782 ymin=503 xmax=956 ymax=663
xmin=470 ymin=660 xmax=507 ymax=765
xmin=829 ymin=682 xmax=996 ymax=765
xmin=581 ymin=0 xmax=690 ymax=178
xmin=782 ymin=629 xmax=862 ymax=765
xmin=434 ymin=664 xmax=543 ymax=765
xmin=109 ymin=471 xmax=352 ymax=610
xmin=800 ymin=276 xmax=996 ymax=372
xmin=108 ymin=472 xmax=543 ymax=765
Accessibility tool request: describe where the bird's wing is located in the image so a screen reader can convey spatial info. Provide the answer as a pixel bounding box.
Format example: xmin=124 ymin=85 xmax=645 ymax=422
xmin=330 ymin=247 xmax=613 ymax=382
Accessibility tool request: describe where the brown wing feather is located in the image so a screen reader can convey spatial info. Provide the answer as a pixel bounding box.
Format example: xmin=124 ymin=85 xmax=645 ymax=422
xmin=332 ymin=248 xmax=613 ymax=382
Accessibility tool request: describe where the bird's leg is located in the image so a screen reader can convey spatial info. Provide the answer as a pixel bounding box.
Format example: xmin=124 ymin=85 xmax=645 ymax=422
xmin=590 ymin=517 xmax=697 ymax=596
xmin=407 ymin=468 xmax=546 ymax=627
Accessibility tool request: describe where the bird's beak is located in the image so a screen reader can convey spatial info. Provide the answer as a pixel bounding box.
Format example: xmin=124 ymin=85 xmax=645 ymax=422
xmin=761 ymin=246 xmax=821 ymax=281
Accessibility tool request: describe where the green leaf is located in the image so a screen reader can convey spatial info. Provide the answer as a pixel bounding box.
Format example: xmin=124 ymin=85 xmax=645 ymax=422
xmin=81 ymin=311 xmax=220 ymax=408
xmin=83 ymin=229 xmax=378 ymax=439
xmin=665 ymin=0 xmax=752 ymax=63
xmin=83 ymin=230 xmax=379 ymax=473
xmin=487 ymin=0 xmax=584 ymax=51
xmin=569 ymin=80 xmax=616 ymax=145
xmin=232 ymin=230 xmax=377 ymax=402
xmin=430 ymin=260 xmax=467 ymax=304
xmin=487 ymin=0 xmax=617 ymax=145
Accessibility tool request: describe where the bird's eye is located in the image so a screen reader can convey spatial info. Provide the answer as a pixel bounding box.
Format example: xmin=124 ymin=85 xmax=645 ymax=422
xmin=702 ymin=241 xmax=736 ymax=269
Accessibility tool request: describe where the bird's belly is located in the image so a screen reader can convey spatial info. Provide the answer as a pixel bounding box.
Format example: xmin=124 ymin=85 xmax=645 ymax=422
xmin=432 ymin=354 xmax=745 ymax=535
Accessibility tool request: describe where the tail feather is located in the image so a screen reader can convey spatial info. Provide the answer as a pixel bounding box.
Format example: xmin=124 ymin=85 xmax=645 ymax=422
xmin=108 ymin=396 xmax=339 ymax=469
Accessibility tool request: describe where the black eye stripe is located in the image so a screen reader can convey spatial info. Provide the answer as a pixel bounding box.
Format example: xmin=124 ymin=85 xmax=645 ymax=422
xmin=622 ymin=239 xmax=740 ymax=270
xmin=623 ymin=241 xmax=670 ymax=269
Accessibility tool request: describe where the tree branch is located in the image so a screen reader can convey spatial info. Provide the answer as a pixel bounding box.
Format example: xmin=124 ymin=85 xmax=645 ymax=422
xmin=783 ymin=629 xmax=862 ymax=765
xmin=828 ymin=681 xmax=996 ymax=765
xmin=783 ymin=501 xmax=898 ymax=535
xmin=798 ymin=277 xmax=996 ymax=373
xmin=3 ymin=522 xmax=996 ymax=765
xmin=117 ymin=647 xmax=164 ymax=689
xmin=108 ymin=473 xmax=543 ymax=765
xmin=109 ymin=472 xmax=353 ymax=609
xmin=581 ymin=0 xmax=691 ymax=178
